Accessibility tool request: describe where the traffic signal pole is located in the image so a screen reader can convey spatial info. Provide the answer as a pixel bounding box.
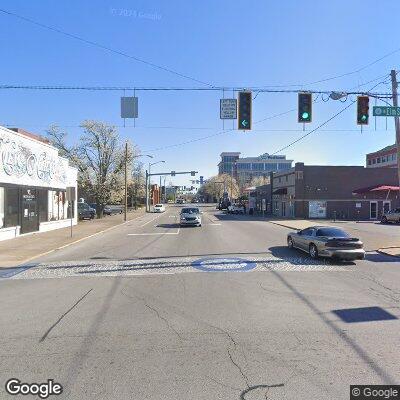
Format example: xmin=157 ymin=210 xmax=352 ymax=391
xmin=390 ymin=70 xmax=400 ymax=191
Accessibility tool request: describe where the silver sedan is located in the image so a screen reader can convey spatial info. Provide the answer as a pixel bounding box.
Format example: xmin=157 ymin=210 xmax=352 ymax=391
xmin=287 ymin=226 xmax=365 ymax=261
xmin=179 ymin=207 xmax=202 ymax=227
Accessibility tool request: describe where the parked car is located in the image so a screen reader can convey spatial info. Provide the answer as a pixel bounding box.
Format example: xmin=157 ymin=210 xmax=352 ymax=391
xmin=176 ymin=199 xmax=185 ymax=204
xmin=78 ymin=203 xmax=94 ymax=220
xmin=227 ymin=204 xmax=244 ymax=214
xmin=179 ymin=207 xmax=202 ymax=227
xmin=191 ymin=198 xmax=199 ymax=203
xmin=153 ymin=204 xmax=165 ymax=213
xmin=287 ymin=226 xmax=365 ymax=261
xmin=104 ymin=205 xmax=123 ymax=216
xmin=381 ymin=208 xmax=400 ymax=224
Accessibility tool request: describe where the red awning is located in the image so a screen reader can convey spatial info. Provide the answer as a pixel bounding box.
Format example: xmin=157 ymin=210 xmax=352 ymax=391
xmin=352 ymin=185 xmax=400 ymax=195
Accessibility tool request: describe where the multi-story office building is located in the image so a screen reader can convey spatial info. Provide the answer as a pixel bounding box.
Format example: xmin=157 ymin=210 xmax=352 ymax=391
xmin=218 ymin=152 xmax=293 ymax=185
xmin=366 ymin=144 xmax=398 ymax=168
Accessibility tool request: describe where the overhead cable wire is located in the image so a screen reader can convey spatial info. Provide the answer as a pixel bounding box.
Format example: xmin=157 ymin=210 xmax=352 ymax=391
xmin=0 ymin=8 xmax=214 ymax=88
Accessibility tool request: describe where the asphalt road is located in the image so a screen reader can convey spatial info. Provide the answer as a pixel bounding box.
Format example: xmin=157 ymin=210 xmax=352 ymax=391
xmin=0 ymin=204 xmax=399 ymax=400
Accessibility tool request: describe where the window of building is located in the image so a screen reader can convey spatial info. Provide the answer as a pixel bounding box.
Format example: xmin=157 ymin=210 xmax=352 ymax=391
xmin=48 ymin=190 xmax=67 ymax=221
xmin=377 ymin=157 xmax=381 ymax=163
xmin=372 ymin=158 xmax=376 ymax=164
xmin=278 ymin=163 xmax=290 ymax=170
xmin=382 ymin=156 xmax=387 ymax=163
xmin=368 ymin=159 xmax=371 ymax=165
xmin=285 ymin=175 xmax=288 ymax=182
xmin=0 ymin=187 xmax=4 ymax=228
xmin=5 ymin=187 xmax=19 ymax=228
xmin=252 ymin=163 xmax=264 ymax=171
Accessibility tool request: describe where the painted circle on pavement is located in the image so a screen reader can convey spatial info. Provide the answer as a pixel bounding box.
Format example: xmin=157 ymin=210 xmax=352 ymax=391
xmin=192 ymin=257 xmax=256 ymax=272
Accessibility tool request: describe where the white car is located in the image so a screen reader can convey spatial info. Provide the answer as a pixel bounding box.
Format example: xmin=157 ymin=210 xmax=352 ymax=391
xmin=227 ymin=204 xmax=244 ymax=214
xmin=153 ymin=204 xmax=166 ymax=213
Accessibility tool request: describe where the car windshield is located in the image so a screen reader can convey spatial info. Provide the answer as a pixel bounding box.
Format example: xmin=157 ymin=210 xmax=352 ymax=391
xmin=181 ymin=208 xmax=199 ymax=214
xmin=316 ymin=228 xmax=350 ymax=237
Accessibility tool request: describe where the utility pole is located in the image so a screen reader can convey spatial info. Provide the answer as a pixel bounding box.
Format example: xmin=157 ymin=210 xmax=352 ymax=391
xmin=145 ymin=170 xmax=149 ymax=212
xmin=124 ymin=141 xmax=128 ymax=222
xmin=390 ymin=70 xmax=400 ymax=190
xmin=159 ymin=175 xmax=162 ymax=203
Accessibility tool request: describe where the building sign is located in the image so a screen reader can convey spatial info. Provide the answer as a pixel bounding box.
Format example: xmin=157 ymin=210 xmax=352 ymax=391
xmin=355 ymin=203 xmax=362 ymax=208
xmin=0 ymin=130 xmax=69 ymax=189
xmin=309 ymin=201 xmax=327 ymax=218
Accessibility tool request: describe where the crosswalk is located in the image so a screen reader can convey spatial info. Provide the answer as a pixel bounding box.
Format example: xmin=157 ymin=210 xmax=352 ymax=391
xmin=4 ymin=254 xmax=353 ymax=280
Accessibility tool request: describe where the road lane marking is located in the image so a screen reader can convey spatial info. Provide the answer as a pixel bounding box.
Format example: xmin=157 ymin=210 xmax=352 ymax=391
xmin=208 ymin=223 xmax=221 ymax=226
xmin=139 ymin=213 xmax=165 ymax=227
xmin=128 ymin=229 xmax=180 ymax=236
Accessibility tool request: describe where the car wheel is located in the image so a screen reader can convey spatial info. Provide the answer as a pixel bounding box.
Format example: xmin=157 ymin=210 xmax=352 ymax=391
xmin=381 ymin=216 xmax=388 ymax=224
xmin=309 ymin=244 xmax=318 ymax=259
xmin=287 ymin=236 xmax=294 ymax=249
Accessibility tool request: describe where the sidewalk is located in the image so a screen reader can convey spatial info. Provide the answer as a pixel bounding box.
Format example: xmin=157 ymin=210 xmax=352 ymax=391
xmin=0 ymin=208 xmax=145 ymax=268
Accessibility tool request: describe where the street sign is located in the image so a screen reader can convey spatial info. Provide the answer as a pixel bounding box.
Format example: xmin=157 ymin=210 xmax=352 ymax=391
xmin=373 ymin=106 xmax=400 ymax=117
xmin=121 ymin=97 xmax=138 ymax=118
xmin=220 ymin=98 xmax=237 ymax=119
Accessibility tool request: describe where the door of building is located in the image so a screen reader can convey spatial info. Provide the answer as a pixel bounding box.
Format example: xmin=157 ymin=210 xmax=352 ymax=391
xmin=370 ymin=201 xmax=378 ymax=220
xmin=281 ymin=202 xmax=286 ymax=217
xmin=383 ymin=201 xmax=391 ymax=215
xmin=21 ymin=188 xmax=39 ymax=234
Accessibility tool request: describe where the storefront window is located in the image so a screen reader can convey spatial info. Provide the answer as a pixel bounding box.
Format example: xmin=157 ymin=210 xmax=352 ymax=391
xmin=0 ymin=187 xmax=4 ymax=228
xmin=5 ymin=187 xmax=19 ymax=228
xmin=48 ymin=190 xmax=67 ymax=221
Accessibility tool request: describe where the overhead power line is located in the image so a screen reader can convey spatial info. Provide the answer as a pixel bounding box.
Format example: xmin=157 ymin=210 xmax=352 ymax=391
xmin=0 ymin=8 xmax=214 ymax=88
xmin=269 ymin=80 xmax=386 ymax=155
xmin=0 ymin=84 xmax=391 ymax=97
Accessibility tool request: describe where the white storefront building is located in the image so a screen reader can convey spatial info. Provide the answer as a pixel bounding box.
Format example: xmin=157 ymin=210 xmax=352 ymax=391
xmin=0 ymin=126 xmax=78 ymax=241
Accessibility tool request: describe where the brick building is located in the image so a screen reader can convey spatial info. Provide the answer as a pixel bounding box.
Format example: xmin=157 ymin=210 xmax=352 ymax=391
xmin=254 ymin=163 xmax=399 ymax=220
xmin=366 ymin=144 xmax=397 ymax=168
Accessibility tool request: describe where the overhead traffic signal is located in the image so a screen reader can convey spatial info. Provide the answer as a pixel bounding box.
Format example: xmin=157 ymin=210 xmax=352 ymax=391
xmin=171 ymin=171 xmax=176 ymax=176
xmin=238 ymin=91 xmax=252 ymax=130
xmin=357 ymin=96 xmax=369 ymax=125
xmin=298 ymin=93 xmax=312 ymax=123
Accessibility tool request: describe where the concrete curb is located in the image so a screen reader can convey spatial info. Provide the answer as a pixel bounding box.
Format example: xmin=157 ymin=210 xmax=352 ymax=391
xmin=376 ymin=247 xmax=400 ymax=258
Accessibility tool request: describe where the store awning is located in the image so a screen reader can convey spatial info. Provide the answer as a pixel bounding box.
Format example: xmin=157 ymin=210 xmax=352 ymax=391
xmin=352 ymin=185 xmax=400 ymax=195
xmin=273 ymin=188 xmax=287 ymax=195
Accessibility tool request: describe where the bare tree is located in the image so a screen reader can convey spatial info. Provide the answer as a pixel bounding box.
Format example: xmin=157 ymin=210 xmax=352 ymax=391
xmin=46 ymin=121 xmax=137 ymax=217
xmin=198 ymin=174 xmax=239 ymax=201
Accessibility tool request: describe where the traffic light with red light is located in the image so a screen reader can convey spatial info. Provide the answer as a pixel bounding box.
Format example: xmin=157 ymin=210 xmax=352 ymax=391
xmin=357 ymin=96 xmax=369 ymax=125
xmin=298 ymin=93 xmax=312 ymax=123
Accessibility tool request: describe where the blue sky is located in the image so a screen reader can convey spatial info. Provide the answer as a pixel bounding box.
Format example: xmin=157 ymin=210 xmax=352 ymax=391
xmin=0 ymin=0 xmax=399 ymax=186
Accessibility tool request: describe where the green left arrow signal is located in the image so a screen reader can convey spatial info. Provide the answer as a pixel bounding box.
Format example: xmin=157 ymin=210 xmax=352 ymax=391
xmin=241 ymin=120 xmax=248 ymax=127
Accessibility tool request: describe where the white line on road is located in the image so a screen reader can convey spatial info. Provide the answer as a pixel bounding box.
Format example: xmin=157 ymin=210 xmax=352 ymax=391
xmin=208 ymin=223 xmax=221 ymax=226
xmin=139 ymin=213 xmax=164 ymax=227
xmin=128 ymin=230 xmax=180 ymax=236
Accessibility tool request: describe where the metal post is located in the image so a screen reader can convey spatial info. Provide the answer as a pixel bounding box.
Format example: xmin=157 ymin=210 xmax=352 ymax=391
xmin=390 ymin=70 xmax=400 ymax=190
xmin=159 ymin=175 xmax=162 ymax=203
xmin=148 ymin=163 xmax=151 ymax=212
xmin=145 ymin=170 xmax=149 ymax=212
xmin=124 ymin=141 xmax=128 ymax=221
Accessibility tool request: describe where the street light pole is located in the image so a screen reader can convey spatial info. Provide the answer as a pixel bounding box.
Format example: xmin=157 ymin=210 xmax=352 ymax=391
xmin=390 ymin=70 xmax=400 ymax=190
xmin=124 ymin=141 xmax=128 ymax=221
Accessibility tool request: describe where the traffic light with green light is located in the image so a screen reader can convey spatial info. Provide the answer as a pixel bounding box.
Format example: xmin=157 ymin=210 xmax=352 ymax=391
xmin=238 ymin=91 xmax=252 ymax=130
xmin=298 ymin=93 xmax=312 ymax=123
xmin=357 ymin=96 xmax=369 ymax=125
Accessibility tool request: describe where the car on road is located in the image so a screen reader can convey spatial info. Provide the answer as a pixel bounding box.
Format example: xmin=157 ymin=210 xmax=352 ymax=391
xmin=153 ymin=204 xmax=166 ymax=213
xmin=179 ymin=207 xmax=202 ymax=227
xmin=78 ymin=202 xmax=94 ymax=220
xmin=381 ymin=208 xmax=400 ymax=224
xmin=287 ymin=226 xmax=365 ymax=261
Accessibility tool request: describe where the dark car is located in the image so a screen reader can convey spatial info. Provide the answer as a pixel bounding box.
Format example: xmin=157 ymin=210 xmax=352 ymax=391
xmin=78 ymin=203 xmax=94 ymax=220
xmin=287 ymin=226 xmax=365 ymax=261
xmin=104 ymin=205 xmax=123 ymax=215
